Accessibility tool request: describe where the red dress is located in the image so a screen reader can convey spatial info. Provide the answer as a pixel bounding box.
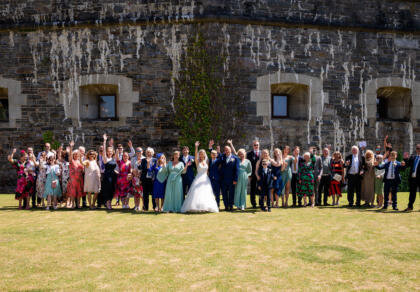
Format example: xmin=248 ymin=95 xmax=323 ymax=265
xmin=11 ymin=159 xmax=35 ymax=200
xmin=330 ymin=160 xmax=344 ymax=197
xmin=115 ymin=160 xmax=132 ymax=198
xmin=66 ymin=161 xmax=85 ymax=198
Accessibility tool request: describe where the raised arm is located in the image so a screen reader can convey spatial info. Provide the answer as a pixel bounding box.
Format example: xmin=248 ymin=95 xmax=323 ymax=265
xmin=102 ymin=134 xmax=110 ymax=164
xmin=128 ymin=140 xmax=135 ymax=158
xmin=8 ymin=148 xmax=16 ymax=164
xmin=227 ymin=139 xmax=237 ymax=155
xmin=194 ymin=141 xmax=200 ymax=168
xmin=68 ymin=141 xmax=74 ymax=163
xmin=383 ymin=135 xmax=388 ymax=152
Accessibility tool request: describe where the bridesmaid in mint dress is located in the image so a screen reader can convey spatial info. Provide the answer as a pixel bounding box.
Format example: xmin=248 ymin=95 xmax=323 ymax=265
xmin=281 ymin=146 xmax=293 ymax=206
xmin=227 ymin=141 xmax=252 ymax=210
xmin=158 ymin=151 xmax=185 ymax=213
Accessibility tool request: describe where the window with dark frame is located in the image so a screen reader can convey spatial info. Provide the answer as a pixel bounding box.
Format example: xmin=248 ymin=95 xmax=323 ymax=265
xmin=376 ymin=96 xmax=387 ymax=119
xmin=0 ymin=98 xmax=9 ymax=122
xmin=99 ymin=95 xmax=116 ymax=119
xmin=272 ymin=94 xmax=288 ymax=118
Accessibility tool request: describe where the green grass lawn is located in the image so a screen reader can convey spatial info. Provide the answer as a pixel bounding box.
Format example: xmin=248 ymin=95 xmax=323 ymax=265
xmin=0 ymin=193 xmax=419 ymax=291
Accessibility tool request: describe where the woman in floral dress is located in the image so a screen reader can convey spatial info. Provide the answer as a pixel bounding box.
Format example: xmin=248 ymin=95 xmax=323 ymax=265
xmin=297 ymin=152 xmax=315 ymax=207
xmin=8 ymin=149 xmax=35 ymax=209
xmin=57 ymin=147 xmax=69 ymax=207
xmin=115 ymin=151 xmax=132 ymax=209
xmin=36 ymin=152 xmax=47 ymax=207
xmin=66 ymin=141 xmax=84 ymax=209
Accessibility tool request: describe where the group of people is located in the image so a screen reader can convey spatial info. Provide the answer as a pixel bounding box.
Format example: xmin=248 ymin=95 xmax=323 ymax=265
xmin=7 ymin=133 xmax=420 ymax=213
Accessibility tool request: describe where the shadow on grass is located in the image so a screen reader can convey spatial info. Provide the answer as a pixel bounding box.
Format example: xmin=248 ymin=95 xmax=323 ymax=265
xmin=292 ymin=245 xmax=365 ymax=264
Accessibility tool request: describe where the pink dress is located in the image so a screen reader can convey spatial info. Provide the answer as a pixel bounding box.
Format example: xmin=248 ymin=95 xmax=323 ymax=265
xmin=115 ymin=160 xmax=132 ymax=198
xmin=66 ymin=161 xmax=85 ymax=198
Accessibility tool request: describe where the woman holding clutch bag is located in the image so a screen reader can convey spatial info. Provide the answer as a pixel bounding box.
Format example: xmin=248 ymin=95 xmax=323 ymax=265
xmin=330 ymin=151 xmax=345 ymax=206
xmin=43 ymin=153 xmax=62 ymax=210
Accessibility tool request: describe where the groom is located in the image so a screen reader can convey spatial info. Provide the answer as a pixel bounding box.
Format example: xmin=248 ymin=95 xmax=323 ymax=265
xmin=220 ymin=145 xmax=240 ymax=211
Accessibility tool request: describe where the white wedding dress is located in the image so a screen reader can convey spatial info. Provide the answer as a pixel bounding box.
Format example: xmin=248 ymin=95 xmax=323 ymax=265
xmin=181 ymin=162 xmax=219 ymax=213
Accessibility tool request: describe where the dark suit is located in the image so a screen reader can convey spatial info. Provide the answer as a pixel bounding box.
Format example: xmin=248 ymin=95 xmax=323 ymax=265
xmin=139 ymin=157 xmax=157 ymax=210
xmin=220 ymin=154 xmax=240 ymax=210
xmin=345 ymin=154 xmax=365 ymax=206
xmin=258 ymin=167 xmax=273 ymax=210
xmin=208 ymin=153 xmax=223 ymax=207
xmin=405 ymin=155 xmax=420 ymax=209
xmin=291 ymin=156 xmax=303 ymax=206
xmin=180 ymin=155 xmax=195 ymax=199
xmin=376 ymin=161 xmax=405 ymax=209
xmin=247 ymin=150 xmax=261 ymax=208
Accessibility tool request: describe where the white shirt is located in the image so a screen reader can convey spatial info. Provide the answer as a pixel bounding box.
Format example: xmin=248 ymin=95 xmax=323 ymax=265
xmin=183 ymin=155 xmax=189 ymax=164
xmin=263 ymin=168 xmax=268 ymax=174
xmin=226 ymin=155 xmax=232 ymax=162
xmin=349 ymin=155 xmax=359 ymax=174
xmin=292 ymin=157 xmax=299 ymax=173
xmin=46 ymin=164 xmax=60 ymax=175
xmin=387 ymin=162 xmax=396 ymax=180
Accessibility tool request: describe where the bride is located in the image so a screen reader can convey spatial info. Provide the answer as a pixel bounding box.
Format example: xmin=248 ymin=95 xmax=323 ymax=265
xmin=181 ymin=141 xmax=219 ymax=213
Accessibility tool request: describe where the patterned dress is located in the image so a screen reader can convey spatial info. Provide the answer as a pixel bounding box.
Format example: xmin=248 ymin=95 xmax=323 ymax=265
xmin=11 ymin=159 xmax=35 ymax=200
xmin=115 ymin=160 xmax=132 ymax=198
xmin=36 ymin=160 xmax=47 ymax=199
xmin=43 ymin=164 xmax=62 ymax=198
xmin=330 ymin=160 xmax=344 ymax=197
xmin=297 ymin=161 xmax=315 ymax=197
xmin=66 ymin=160 xmax=85 ymax=198
xmin=60 ymin=161 xmax=70 ymax=198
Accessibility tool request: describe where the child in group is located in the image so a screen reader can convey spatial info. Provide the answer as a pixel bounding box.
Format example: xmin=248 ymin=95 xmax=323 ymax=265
xmin=152 ymin=153 xmax=167 ymax=212
xmin=375 ymin=151 xmax=405 ymax=210
xmin=43 ymin=153 xmax=62 ymax=210
xmin=83 ymin=150 xmax=101 ymax=209
xmin=132 ymin=169 xmax=143 ymax=212
xmin=374 ymin=154 xmax=385 ymax=208
xmin=257 ymin=159 xmax=273 ymax=212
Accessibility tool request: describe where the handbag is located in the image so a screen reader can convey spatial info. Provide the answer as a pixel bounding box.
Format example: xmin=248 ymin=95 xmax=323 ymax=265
xmin=333 ymin=174 xmax=342 ymax=182
xmin=51 ymin=179 xmax=58 ymax=189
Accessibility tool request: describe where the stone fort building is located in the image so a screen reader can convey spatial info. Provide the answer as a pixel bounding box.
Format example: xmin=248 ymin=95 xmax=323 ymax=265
xmin=0 ymin=0 xmax=419 ymax=189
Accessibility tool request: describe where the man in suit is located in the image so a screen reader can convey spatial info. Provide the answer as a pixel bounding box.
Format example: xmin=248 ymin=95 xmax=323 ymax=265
xmin=375 ymin=151 xmax=406 ymax=210
xmin=404 ymin=144 xmax=420 ymax=212
xmin=291 ymin=146 xmax=303 ymax=207
xmin=220 ymin=145 xmax=240 ymax=211
xmin=317 ymin=148 xmax=332 ymax=206
xmin=345 ymin=145 xmax=365 ymax=207
xmin=139 ymin=147 xmax=157 ymax=211
xmin=180 ymin=146 xmax=195 ymax=199
xmin=208 ymin=140 xmax=222 ymax=207
xmin=246 ymin=139 xmax=261 ymax=208
xmin=257 ymin=159 xmax=273 ymax=212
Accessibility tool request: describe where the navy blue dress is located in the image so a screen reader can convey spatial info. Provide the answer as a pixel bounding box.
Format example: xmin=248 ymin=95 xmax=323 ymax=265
xmin=102 ymin=159 xmax=117 ymax=202
xmin=271 ymin=164 xmax=283 ymax=195
xmin=152 ymin=165 xmax=166 ymax=199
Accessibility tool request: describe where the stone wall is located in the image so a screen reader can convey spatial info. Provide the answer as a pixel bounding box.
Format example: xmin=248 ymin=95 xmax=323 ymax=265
xmin=0 ymin=1 xmax=419 ymax=191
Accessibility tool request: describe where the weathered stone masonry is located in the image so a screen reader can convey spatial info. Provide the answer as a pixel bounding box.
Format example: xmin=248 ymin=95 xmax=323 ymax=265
xmin=0 ymin=0 xmax=419 ymax=190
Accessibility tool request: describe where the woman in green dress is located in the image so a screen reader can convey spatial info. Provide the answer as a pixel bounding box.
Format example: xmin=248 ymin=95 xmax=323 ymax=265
xmin=281 ymin=145 xmax=293 ymax=207
xmin=297 ymin=152 xmax=315 ymax=207
xmin=228 ymin=141 xmax=252 ymax=210
xmin=158 ymin=151 xmax=186 ymax=213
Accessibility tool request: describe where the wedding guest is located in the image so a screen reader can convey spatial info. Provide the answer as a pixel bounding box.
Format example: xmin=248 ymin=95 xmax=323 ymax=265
xmin=131 ymin=147 xmax=144 ymax=170
xmin=375 ymin=145 xmax=382 ymax=157
xmin=246 ymin=139 xmax=261 ymax=208
xmin=375 ymin=151 xmax=405 ymax=210
xmin=152 ymin=153 xmax=166 ymax=212
xmin=101 ymin=134 xmax=117 ymax=210
xmin=116 ymin=151 xmax=133 ymax=209
xmin=345 ymin=145 xmax=365 ymax=207
xmin=311 ymin=146 xmax=322 ymax=206
xmin=404 ymin=144 xmax=420 ymax=212
xmin=208 ymin=140 xmax=222 ymax=207
xmin=374 ymin=154 xmax=385 ymax=208
xmin=57 ymin=147 xmax=69 ymax=207
xmin=181 ymin=146 xmax=195 ymax=199
xmin=281 ymin=146 xmax=292 ymax=207
xmin=255 ymin=149 xmax=271 ymax=179
xmin=26 ymin=147 xmax=38 ymax=208
xmin=291 ymin=146 xmax=302 ymax=207
xmin=139 ymin=147 xmax=156 ymax=211
xmin=131 ymin=169 xmax=143 ymax=212
xmin=83 ymin=150 xmax=101 ymax=209
xmin=330 ymin=151 xmax=345 ymax=206
xmin=37 ymin=142 xmax=53 ymax=160
xmin=228 ymin=142 xmax=252 ymax=210
xmin=220 ymin=145 xmax=240 ymax=211
xmin=270 ymin=148 xmax=285 ymax=208
xmin=361 ymin=150 xmax=375 ymax=207
xmin=66 ymin=141 xmax=84 ymax=209
xmin=36 ymin=151 xmax=47 ymax=207
xmin=96 ymin=145 xmax=105 ymax=208
xmin=317 ymin=148 xmax=332 ymax=206
xmin=43 ymin=153 xmax=62 ymax=210
xmin=8 ymin=149 xmax=34 ymax=209
xmin=297 ymin=152 xmax=315 ymax=207
xmin=257 ymin=159 xmax=273 ymax=212
xmin=159 ymin=151 xmax=185 ymax=213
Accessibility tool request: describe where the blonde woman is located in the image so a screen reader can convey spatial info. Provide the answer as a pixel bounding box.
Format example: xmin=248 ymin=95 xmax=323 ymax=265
xmin=270 ymin=148 xmax=286 ymax=207
xmin=83 ymin=150 xmax=101 ymax=209
xmin=361 ymin=150 xmax=375 ymax=207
